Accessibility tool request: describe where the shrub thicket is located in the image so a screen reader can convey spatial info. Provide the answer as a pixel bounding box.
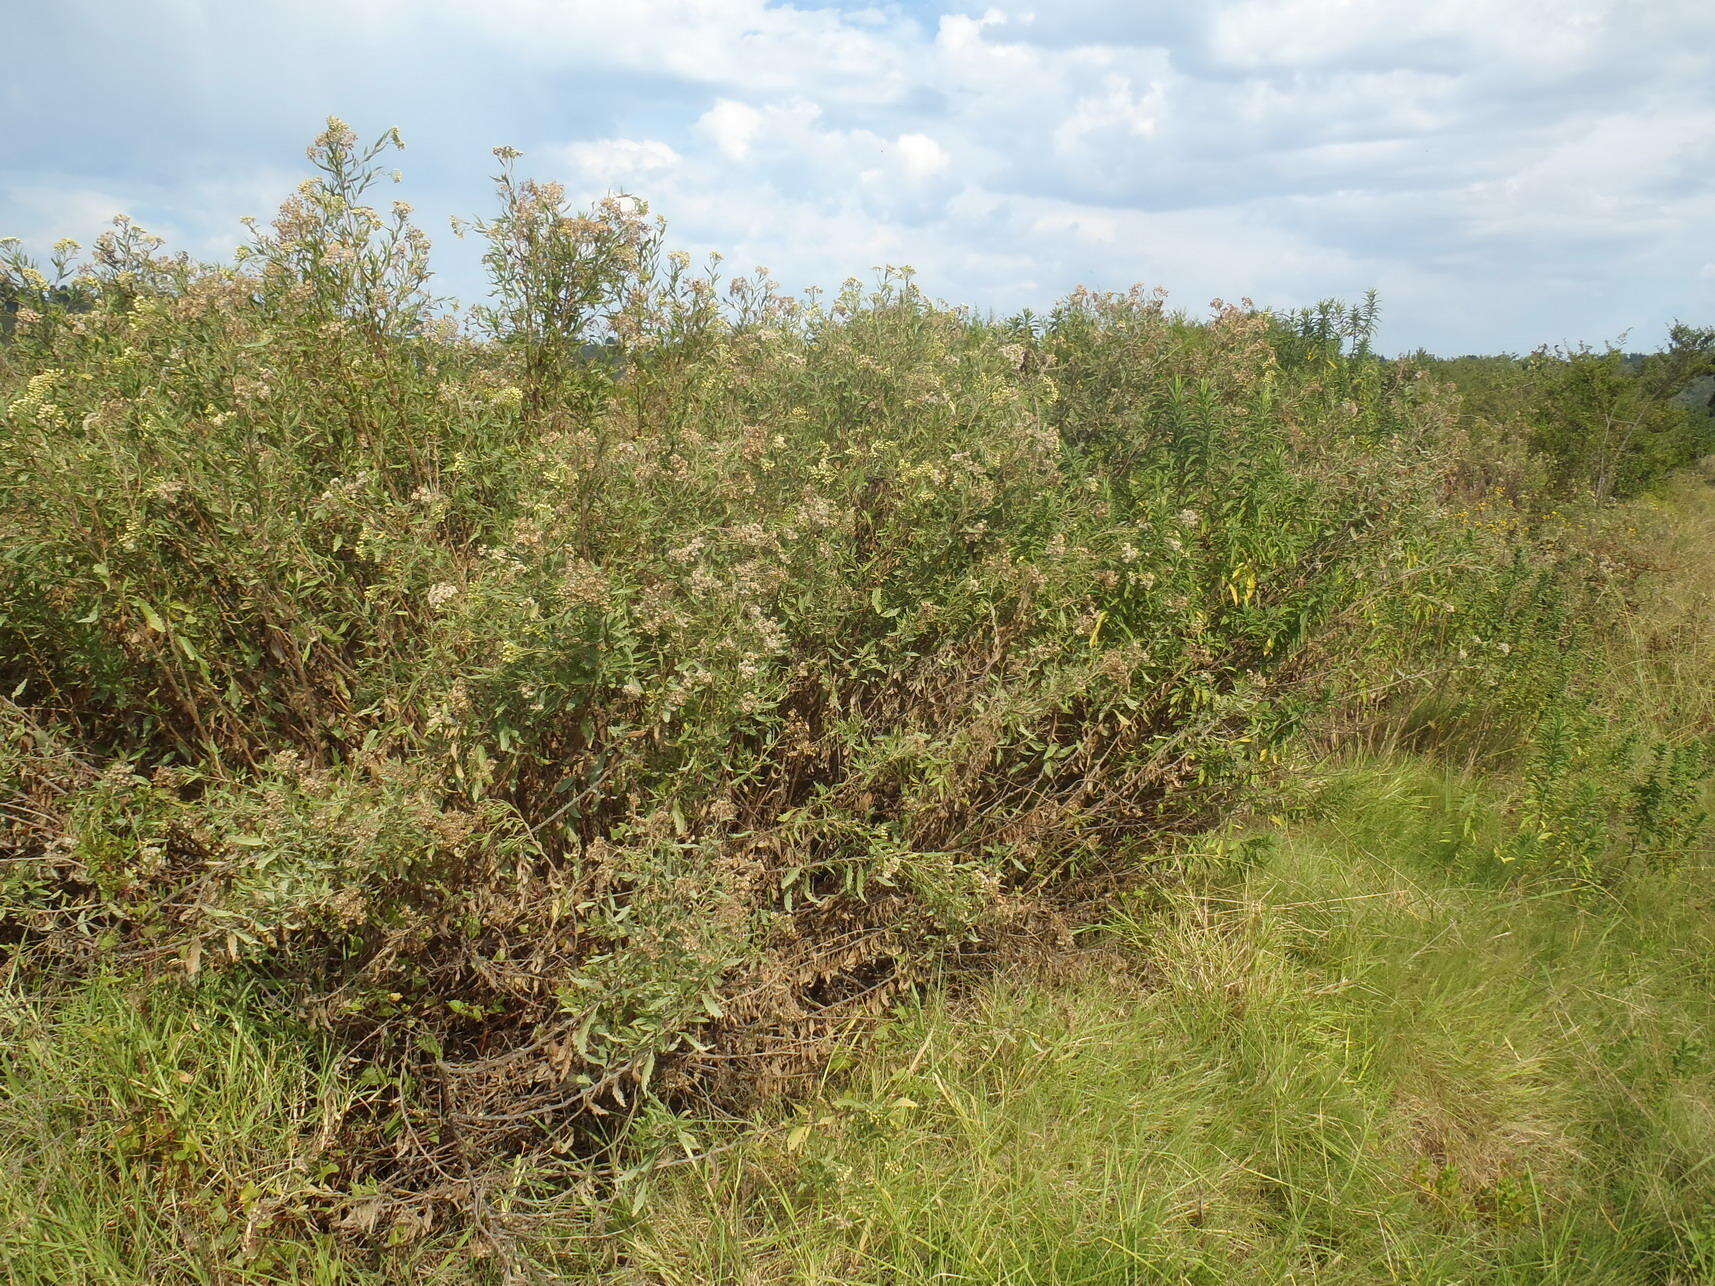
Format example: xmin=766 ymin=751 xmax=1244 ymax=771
xmin=1 ymin=121 xmax=1708 ymax=1246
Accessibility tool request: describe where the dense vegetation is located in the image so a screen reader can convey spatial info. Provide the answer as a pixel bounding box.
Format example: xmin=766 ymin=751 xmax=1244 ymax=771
xmin=2 ymin=122 xmax=1712 ymax=1281
xmin=609 ymin=481 xmax=1715 ymax=1284
xmin=1417 ymin=330 xmax=1715 ymax=502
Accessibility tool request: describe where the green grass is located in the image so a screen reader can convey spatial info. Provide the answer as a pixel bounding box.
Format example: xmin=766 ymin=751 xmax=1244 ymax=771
xmin=0 ymin=979 xmax=481 ymax=1284
xmin=610 ymin=761 xmax=1715 ymax=1284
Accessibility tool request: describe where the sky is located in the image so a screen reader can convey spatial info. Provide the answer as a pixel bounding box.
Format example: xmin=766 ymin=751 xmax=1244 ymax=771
xmin=3 ymin=0 xmax=1713 ymax=355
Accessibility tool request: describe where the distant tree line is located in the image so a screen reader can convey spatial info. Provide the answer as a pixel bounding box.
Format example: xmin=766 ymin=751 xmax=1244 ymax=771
xmin=1410 ymin=322 xmax=1715 ymax=500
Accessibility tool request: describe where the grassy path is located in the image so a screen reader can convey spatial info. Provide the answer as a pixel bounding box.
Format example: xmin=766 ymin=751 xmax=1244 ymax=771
xmin=616 ymin=757 xmax=1715 ymax=1283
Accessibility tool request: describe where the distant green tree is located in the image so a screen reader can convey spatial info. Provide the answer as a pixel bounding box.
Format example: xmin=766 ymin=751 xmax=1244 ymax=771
xmin=1524 ymin=338 xmax=1712 ymax=500
xmin=1643 ymin=321 xmax=1715 ymax=421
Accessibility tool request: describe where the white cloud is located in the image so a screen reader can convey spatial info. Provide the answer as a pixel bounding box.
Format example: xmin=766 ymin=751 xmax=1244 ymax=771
xmin=1 ymin=184 xmax=135 ymax=245
xmin=552 ymin=138 xmax=681 ymax=183
xmin=895 ymin=133 xmax=949 ymax=180
xmin=1207 ymin=0 xmax=1612 ymax=73
xmin=697 ymin=100 xmax=765 ymax=161
xmin=1029 ymin=209 xmax=1119 ymax=245
xmin=383 ymin=0 xmax=920 ymax=103
xmin=1054 ymin=74 xmax=1164 ymax=166
xmin=695 ymin=98 xmax=829 ymax=162
xmin=1462 ymin=106 xmax=1715 ymax=240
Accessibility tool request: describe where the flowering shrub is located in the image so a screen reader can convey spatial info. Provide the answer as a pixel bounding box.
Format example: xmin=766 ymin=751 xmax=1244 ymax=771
xmin=3 ymin=121 xmax=1699 ymax=1226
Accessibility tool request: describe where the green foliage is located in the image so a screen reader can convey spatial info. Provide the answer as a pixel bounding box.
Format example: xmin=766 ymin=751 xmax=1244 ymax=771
xmin=1500 ymin=699 xmax=1711 ymax=881
xmin=1422 ymin=335 xmax=1715 ymax=502
xmin=1525 ymin=343 xmax=1708 ymax=500
xmin=606 ymin=760 xmax=1715 ymax=1285
xmin=0 ymin=120 xmax=1476 ymax=1186
xmin=1 ymin=118 xmax=1710 ymax=1265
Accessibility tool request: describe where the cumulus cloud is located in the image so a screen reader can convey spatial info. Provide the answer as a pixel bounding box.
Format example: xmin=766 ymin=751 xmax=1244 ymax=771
xmin=551 ymin=138 xmax=682 ymax=183
xmin=2 ymin=0 xmax=1712 ymax=352
xmin=896 ymin=133 xmax=950 ymax=180
xmin=697 ymin=101 xmax=767 ymax=162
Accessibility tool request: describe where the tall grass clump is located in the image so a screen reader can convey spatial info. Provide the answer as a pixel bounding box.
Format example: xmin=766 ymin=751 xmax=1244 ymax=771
xmin=1 ymin=119 xmax=1701 ymax=1254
